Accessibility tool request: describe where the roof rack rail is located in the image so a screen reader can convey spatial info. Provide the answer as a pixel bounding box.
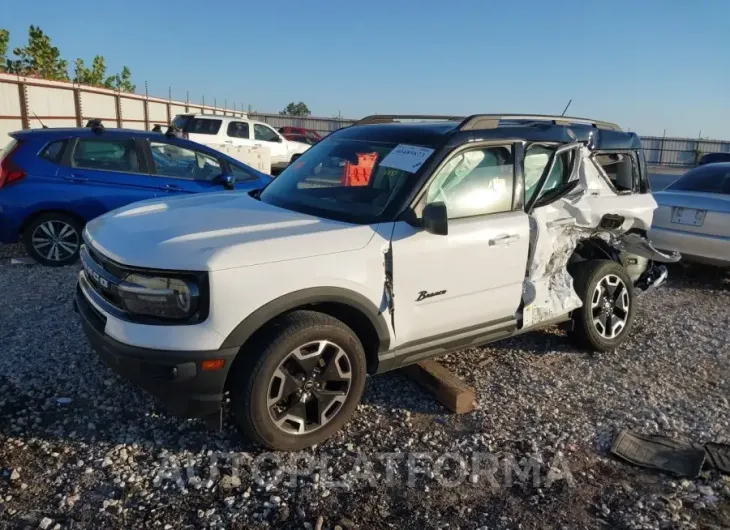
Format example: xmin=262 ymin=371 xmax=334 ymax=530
xmin=353 ymin=114 xmax=464 ymax=126
xmin=457 ymin=114 xmax=622 ymax=132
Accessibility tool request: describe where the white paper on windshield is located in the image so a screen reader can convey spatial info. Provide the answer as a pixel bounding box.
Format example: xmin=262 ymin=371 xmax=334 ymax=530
xmin=380 ymin=144 xmax=435 ymax=173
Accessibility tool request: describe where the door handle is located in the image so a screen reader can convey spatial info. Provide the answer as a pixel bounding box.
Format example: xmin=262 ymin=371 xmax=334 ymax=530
xmin=489 ymin=234 xmax=520 ymax=246
xmin=162 ymin=184 xmax=182 ymax=191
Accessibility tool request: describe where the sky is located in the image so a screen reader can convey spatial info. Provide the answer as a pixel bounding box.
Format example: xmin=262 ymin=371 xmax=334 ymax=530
xmin=2 ymin=0 xmax=730 ymax=139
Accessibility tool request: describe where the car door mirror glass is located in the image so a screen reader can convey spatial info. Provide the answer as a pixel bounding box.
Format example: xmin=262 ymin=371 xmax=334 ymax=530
xmin=423 ymin=202 xmax=448 ymax=236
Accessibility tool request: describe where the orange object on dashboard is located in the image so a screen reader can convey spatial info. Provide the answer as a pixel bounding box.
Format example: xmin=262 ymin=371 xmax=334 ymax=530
xmin=341 ymin=152 xmax=378 ymax=186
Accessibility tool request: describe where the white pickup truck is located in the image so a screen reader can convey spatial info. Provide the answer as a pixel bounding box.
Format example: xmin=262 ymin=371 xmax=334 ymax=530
xmin=74 ymin=113 xmax=679 ymax=451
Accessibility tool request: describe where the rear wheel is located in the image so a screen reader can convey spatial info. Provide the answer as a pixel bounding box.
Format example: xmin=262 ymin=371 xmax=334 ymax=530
xmin=230 ymin=310 xmax=367 ymax=451
xmin=22 ymin=213 xmax=83 ymax=266
xmin=568 ymin=260 xmax=636 ymax=352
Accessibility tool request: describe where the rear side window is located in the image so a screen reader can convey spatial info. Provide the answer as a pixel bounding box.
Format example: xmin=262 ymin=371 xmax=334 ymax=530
xmin=40 ymin=140 xmax=67 ymax=163
xmin=594 ymin=152 xmax=638 ymax=192
xmin=668 ymin=165 xmax=730 ymax=194
xmin=227 ymin=122 xmax=250 ymax=139
xmin=72 ymin=138 xmax=140 ymax=173
xmin=173 ymin=116 xmax=222 ymax=135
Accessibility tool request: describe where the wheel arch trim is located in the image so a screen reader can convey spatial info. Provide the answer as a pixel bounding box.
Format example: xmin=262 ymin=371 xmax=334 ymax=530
xmin=219 ymin=287 xmax=391 ymax=351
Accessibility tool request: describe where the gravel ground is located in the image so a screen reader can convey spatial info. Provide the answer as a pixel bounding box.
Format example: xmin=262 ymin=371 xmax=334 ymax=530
xmin=0 ymin=243 xmax=729 ymax=530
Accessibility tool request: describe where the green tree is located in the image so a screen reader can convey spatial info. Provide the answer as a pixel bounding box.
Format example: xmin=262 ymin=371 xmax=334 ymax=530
xmin=74 ymin=55 xmax=108 ymax=86
xmin=0 ymin=29 xmax=9 ymax=72
xmin=280 ymin=102 xmax=311 ymax=117
xmin=104 ymin=66 xmax=135 ymax=93
xmin=8 ymin=25 xmax=68 ymax=80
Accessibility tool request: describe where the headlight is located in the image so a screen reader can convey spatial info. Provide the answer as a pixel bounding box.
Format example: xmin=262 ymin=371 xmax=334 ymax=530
xmin=118 ymin=273 xmax=200 ymax=321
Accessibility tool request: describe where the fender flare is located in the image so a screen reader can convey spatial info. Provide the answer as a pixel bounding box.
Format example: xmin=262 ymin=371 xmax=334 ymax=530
xmin=219 ymin=287 xmax=391 ymax=351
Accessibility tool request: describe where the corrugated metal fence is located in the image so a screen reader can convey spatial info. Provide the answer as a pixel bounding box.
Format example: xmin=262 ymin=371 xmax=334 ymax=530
xmin=1 ymin=73 xmax=728 ymax=168
xmin=248 ymin=112 xmax=353 ymax=136
xmin=640 ymin=136 xmax=730 ymax=167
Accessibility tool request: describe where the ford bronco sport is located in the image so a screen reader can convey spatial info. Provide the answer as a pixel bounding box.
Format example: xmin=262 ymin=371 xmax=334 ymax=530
xmin=74 ymin=114 xmax=680 ymax=451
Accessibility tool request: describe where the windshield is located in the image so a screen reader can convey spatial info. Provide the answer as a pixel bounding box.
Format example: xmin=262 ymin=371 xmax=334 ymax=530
xmin=259 ymin=137 xmax=436 ymax=223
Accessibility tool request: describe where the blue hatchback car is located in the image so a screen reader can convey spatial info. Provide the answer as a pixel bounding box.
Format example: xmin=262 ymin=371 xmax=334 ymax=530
xmin=0 ymin=124 xmax=271 ymax=265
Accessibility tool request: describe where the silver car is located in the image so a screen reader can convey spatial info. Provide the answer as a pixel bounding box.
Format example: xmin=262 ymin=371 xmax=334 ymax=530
xmin=649 ymin=163 xmax=730 ymax=267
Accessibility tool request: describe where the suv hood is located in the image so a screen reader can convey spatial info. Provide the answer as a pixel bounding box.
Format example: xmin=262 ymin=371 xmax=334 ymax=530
xmin=84 ymin=192 xmax=376 ymax=271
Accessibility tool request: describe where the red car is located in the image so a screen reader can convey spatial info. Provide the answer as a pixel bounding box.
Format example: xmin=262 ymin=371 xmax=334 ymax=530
xmin=278 ymin=127 xmax=322 ymax=145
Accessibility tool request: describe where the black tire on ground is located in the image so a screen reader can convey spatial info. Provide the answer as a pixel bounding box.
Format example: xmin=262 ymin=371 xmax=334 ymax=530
xmin=568 ymin=259 xmax=636 ymax=352
xmin=22 ymin=212 xmax=83 ymax=266
xmin=230 ymin=310 xmax=367 ymax=451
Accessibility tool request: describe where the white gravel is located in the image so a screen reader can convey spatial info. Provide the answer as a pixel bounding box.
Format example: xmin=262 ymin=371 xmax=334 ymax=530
xmin=0 ymin=250 xmax=728 ymax=529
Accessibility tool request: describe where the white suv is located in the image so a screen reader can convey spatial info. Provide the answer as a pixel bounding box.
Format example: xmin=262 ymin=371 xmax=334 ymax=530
xmin=74 ymin=114 xmax=679 ymax=451
xmin=170 ymin=113 xmax=310 ymax=171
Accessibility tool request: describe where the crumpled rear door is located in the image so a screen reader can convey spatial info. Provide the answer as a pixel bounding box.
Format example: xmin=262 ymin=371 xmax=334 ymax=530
xmin=521 ymin=144 xmax=679 ymax=329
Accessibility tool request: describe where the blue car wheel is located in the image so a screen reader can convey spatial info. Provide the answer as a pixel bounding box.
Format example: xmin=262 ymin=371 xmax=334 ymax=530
xmin=22 ymin=212 xmax=83 ymax=266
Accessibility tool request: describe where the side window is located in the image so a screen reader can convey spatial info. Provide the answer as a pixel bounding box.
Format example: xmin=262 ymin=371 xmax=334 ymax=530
xmin=227 ymin=121 xmax=250 ymax=139
xmin=72 ymin=138 xmax=140 ymax=173
xmin=40 ymin=140 xmax=67 ymax=163
xmin=149 ymin=141 xmax=222 ymax=181
xmin=425 ymin=146 xmax=514 ymax=219
xmin=254 ymin=124 xmax=280 ymax=142
xmin=594 ymin=152 xmax=637 ymax=192
xmin=188 ymin=118 xmax=222 ymax=135
xmin=524 ymin=145 xmax=568 ymax=204
xmin=228 ymin=162 xmax=257 ymax=182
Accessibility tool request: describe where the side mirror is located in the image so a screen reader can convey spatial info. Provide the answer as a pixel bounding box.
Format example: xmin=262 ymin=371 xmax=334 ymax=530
xmin=422 ymin=202 xmax=448 ymax=236
xmin=273 ymin=135 xmax=283 ymax=143
xmin=217 ymin=173 xmax=235 ymax=190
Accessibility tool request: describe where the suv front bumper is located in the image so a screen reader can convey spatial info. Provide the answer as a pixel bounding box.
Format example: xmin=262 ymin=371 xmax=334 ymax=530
xmin=74 ymin=285 xmax=239 ymax=425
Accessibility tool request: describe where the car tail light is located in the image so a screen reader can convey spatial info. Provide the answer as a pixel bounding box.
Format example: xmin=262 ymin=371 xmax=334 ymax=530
xmin=0 ymin=141 xmax=26 ymax=189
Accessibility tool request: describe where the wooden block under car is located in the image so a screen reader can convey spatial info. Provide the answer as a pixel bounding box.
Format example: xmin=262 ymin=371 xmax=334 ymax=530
xmin=403 ymin=360 xmax=476 ymax=414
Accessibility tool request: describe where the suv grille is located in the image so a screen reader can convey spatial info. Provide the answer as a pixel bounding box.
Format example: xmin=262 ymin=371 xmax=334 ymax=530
xmin=79 ymin=244 xmax=126 ymax=314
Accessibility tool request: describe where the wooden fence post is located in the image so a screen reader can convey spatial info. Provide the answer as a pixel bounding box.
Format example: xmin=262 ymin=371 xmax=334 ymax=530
xmin=17 ymin=82 xmax=29 ymax=129
xmin=73 ymin=88 xmax=82 ymax=127
xmin=115 ymin=92 xmax=122 ymax=128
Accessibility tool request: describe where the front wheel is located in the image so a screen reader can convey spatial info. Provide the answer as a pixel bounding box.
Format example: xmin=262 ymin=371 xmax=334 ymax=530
xmin=568 ymin=260 xmax=636 ymax=352
xmin=230 ymin=310 xmax=367 ymax=451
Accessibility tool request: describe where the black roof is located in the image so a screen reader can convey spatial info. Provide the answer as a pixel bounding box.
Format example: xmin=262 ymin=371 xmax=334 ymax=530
xmin=334 ymin=114 xmax=641 ymax=151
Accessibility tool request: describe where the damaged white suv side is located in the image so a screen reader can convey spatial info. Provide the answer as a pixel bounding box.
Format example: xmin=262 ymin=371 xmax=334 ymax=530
xmin=74 ymin=114 xmax=680 ymax=450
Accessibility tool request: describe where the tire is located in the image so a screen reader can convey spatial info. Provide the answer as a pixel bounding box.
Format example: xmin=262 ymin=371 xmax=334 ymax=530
xmin=230 ymin=310 xmax=367 ymax=451
xmin=22 ymin=212 xmax=83 ymax=266
xmin=568 ymin=260 xmax=636 ymax=352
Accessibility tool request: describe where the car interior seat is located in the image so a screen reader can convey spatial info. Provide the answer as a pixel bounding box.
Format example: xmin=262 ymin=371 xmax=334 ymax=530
xmin=125 ymin=148 xmax=138 ymax=172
